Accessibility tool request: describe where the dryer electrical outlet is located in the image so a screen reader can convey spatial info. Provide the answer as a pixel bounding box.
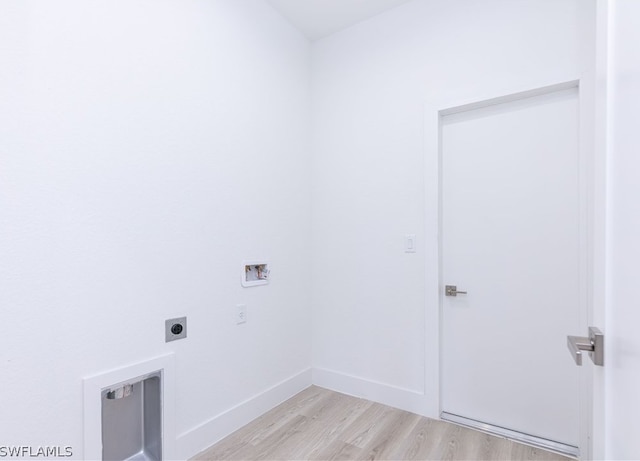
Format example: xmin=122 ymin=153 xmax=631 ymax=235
xmin=165 ymin=317 xmax=187 ymax=342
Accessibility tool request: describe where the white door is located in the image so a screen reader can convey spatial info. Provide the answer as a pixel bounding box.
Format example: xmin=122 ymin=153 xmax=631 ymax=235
xmin=441 ymin=86 xmax=582 ymax=454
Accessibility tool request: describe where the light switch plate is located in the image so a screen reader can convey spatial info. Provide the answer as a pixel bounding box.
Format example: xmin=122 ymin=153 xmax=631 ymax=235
xmin=405 ymin=234 xmax=416 ymax=253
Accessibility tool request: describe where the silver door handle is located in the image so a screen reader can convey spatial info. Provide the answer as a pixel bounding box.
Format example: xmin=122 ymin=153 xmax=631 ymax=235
xmin=445 ymin=285 xmax=467 ymax=297
xmin=567 ymin=327 xmax=604 ymax=366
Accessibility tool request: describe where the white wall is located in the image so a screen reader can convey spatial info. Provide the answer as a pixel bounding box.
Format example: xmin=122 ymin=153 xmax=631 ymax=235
xmin=605 ymin=1 xmax=640 ymax=458
xmin=0 ymin=1 xmax=311 ymax=459
xmin=0 ymin=0 xmax=609 ymax=457
xmin=311 ymin=0 xmax=594 ymax=414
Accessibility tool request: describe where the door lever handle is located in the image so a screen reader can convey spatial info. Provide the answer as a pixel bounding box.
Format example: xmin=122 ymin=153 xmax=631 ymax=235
xmin=567 ymin=327 xmax=604 ymax=366
xmin=445 ymin=285 xmax=467 ymax=297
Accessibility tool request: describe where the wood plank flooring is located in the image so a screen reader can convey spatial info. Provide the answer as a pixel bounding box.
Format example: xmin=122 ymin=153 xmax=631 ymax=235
xmin=191 ymin=386 xmax=573 ymax=461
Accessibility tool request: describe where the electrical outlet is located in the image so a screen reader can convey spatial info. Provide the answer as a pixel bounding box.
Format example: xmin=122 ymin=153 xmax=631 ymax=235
xmin=236 ymin=304 xmax=247 ymax=325
xmin=165 ymin=317 xmax=187 ymax=342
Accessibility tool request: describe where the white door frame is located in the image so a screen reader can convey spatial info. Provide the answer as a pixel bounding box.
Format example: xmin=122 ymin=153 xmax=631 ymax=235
xmin=590 ymin=2 xmax=609 ymax=459
xmin=423 ymin=76 xmax=602 ymax=459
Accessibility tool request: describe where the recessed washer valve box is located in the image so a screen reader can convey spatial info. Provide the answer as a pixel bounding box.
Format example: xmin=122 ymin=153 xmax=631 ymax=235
xmin=242 ymin=261 xmax=270 ymax=287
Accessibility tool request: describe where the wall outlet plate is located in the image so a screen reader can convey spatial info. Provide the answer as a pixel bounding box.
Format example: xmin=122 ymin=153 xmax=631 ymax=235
xmin=236 ymin=304 xmax=247 ymax=325
xmin=165 ymin=317 xmax=187 ymax=342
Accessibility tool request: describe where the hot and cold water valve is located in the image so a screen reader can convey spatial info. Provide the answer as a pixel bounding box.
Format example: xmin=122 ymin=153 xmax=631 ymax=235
xmin=242 ymin=261 xmax=270 ymax=287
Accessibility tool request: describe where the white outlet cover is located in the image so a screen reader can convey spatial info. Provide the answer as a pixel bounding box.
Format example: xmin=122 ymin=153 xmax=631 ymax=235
xmin=236 ymin=304 xmax=247 ymax=324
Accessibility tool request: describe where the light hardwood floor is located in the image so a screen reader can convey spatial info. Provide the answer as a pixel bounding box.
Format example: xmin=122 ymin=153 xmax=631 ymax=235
xmin=192 ymin=386 xmax=573 ymax=461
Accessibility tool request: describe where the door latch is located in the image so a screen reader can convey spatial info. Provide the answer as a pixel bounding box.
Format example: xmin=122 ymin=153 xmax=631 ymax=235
xmin=445 ymin=285 xmax=467 ymax=297
xmin=567 ymin=327 xmax=604 ymax=366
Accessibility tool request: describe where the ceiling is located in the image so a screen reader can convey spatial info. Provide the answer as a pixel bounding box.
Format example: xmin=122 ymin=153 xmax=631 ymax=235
xmin=266 ymin=0 xmax=415 ymax=41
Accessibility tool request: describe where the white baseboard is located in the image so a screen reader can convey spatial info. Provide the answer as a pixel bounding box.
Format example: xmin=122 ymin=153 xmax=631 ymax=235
xmin=176 ymin=368 xmax=312 ymax=460
xmin=312 ymin=367 xmax=427 ymax=416
xmin=176 ymin=367 xmax=433 ymax=459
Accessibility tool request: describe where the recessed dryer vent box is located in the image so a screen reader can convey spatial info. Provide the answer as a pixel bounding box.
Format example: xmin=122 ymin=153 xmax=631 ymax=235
xmin=242 ymin=261 xmax=270 ymax=287
xmin=101 ymin=371 xmax=162 ymax=461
